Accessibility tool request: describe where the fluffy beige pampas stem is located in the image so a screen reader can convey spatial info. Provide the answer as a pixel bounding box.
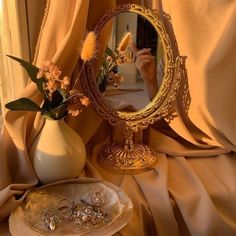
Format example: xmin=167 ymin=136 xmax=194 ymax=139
xmin=73 ymin=32 xmax=97 ymax=89
xmin=81 ymin=32 xmax=97 ymax=62
xmin=117 ymin=32 xmax=131 ymax=52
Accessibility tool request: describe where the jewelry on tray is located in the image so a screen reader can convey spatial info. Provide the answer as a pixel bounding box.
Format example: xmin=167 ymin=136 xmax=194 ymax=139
xmin=41 ymin=191 xmax=111 ymax=231
xmin=91 ymin=191 xmax=105 ymax=206
xmin=41 ymin=208 xmax=60 ymax=231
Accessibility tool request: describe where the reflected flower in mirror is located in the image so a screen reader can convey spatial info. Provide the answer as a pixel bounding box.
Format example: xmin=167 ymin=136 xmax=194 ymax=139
xmin=5 ymin=32 xmax=97 ymax=120
xmin=97 ymin=32 xmax=135 ymax=93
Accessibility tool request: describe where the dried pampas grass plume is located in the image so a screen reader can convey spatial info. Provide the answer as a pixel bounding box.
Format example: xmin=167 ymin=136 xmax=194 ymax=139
xmin=117 ymin=32 xmax=132 ymax=52
xmin=81 ymin=31 xmax=97 ymax=62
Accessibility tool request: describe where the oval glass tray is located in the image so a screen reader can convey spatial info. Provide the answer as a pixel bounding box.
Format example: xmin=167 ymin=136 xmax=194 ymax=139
xmin=9 ymin=178 xmax=133 ymax=236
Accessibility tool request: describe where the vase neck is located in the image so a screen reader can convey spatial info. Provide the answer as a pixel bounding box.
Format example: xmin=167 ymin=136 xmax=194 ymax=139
xmin=44 ymin=118 xmax=65 ymax=128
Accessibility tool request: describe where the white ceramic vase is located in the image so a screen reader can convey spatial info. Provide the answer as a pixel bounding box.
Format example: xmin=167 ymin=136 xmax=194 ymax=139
xmin=30 ymin=118 xmax=86 ymax=184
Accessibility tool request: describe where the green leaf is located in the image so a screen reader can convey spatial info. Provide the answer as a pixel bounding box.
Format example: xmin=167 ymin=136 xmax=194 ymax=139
xmin=42 ymin=90 xmax=64 ymax=110
xmin=97 ymin=69 xmax=102 ymax=83
xmin=5 ymin=98 xmax=42 ymax=112
xmin=57 ymin=89 xmax=69 ymax=103
xmin=7 ymin=55 xmax=44 ymax=93
xmin=41 ymin=90 xmax=67 ymax=119
xmin=50 ymin=90 xmax=64 ymax=108
xmin=102 ymin=59 xmax=108 ymax=68
xmin=43 ymin=103 xmax=68 ymax=120
xmin=42 ymin=97 xmax=51 ymax=111
xmin=105 ymin=47 xmax=115 ymax=59
xmin=99 ymin=81 xmax=106 ymax=93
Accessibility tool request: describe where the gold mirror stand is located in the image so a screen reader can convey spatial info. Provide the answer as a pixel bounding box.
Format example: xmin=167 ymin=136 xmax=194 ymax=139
xmin=99 ymin=124 xmax=157 ymax=174
xmin=81 ymin=4 xmax=185 ymax=175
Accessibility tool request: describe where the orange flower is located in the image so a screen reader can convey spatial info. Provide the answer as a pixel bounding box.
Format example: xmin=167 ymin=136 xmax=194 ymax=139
xmin=46 ymin=80 xmax=57 ymax=93
xmin=67 ymin=106 xmax=82 ymax=116
xmin=80 ymin=96 xmax=90 ymax=106
xmin=61 ymin=76 xmax=70 ymax=89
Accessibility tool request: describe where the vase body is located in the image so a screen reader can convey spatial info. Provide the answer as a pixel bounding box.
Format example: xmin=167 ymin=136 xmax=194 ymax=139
xmin=30 ymin=118 xmax=86 ymax=184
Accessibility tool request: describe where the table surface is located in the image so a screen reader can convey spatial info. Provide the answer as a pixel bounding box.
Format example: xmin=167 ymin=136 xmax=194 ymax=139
xmin=104 ymin=82 xmax=150 ymax=111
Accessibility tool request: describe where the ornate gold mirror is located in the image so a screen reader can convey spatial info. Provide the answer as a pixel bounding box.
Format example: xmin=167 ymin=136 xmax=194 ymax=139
xmin=81 ymin=4 xmax=184 ymax=174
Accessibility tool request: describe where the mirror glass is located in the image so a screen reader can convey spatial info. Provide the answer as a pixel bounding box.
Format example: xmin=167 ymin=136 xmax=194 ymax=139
xmin=97 ymin=12 xmax=165 ymax=112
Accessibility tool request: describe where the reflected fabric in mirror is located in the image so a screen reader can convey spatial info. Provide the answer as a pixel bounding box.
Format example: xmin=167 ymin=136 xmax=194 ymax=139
xmin=97 ymin=12 xmax=164 ymax=112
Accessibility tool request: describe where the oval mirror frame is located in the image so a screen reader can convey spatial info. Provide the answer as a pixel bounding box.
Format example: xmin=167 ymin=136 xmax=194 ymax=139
xmin=82 ymin=4 xmax=183 ymax=132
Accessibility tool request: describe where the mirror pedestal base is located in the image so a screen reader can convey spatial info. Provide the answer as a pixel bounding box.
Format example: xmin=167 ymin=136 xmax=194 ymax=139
xmin=99 ymin=142 xmax=157 ymax=175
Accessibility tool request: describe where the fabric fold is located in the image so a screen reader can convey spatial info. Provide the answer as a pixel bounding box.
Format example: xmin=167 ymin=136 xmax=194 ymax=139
xmin=0 ymin=0 xmax=236 ymax=235
xmin=133 ymin=154 xmax=180 ymax=236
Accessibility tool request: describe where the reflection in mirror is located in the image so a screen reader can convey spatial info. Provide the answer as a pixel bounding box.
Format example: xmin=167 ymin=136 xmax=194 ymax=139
xmin=97 ymin=12 xmax=164 ymax=112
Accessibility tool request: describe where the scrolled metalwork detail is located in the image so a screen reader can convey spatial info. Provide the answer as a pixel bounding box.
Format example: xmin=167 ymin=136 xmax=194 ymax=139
xmin=99 ymin=142 xmax=157 ymax=174
xmin=80 ymin=4 xmax=185 ymax=173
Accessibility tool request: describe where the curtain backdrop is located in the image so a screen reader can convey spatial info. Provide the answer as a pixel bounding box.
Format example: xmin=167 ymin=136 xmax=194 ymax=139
xmin=1 ymin=0 xmax=236 ymax=235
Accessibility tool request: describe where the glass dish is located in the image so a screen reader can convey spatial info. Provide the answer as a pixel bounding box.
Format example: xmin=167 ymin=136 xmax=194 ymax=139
xmin=9 ymin=178 xmax=133 ymax=236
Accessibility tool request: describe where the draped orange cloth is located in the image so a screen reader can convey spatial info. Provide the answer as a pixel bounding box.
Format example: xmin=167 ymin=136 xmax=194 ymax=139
xmin=1 ymin=0 xmax=236 ymax=235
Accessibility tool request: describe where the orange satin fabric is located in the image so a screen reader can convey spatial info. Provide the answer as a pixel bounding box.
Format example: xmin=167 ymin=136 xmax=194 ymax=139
xmin=1 ymin=0 xmax=236 ymax=235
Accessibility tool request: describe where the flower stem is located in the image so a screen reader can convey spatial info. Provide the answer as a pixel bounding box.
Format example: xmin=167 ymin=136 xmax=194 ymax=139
xmin=72 ymin=61 xmax=85 ymax=90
